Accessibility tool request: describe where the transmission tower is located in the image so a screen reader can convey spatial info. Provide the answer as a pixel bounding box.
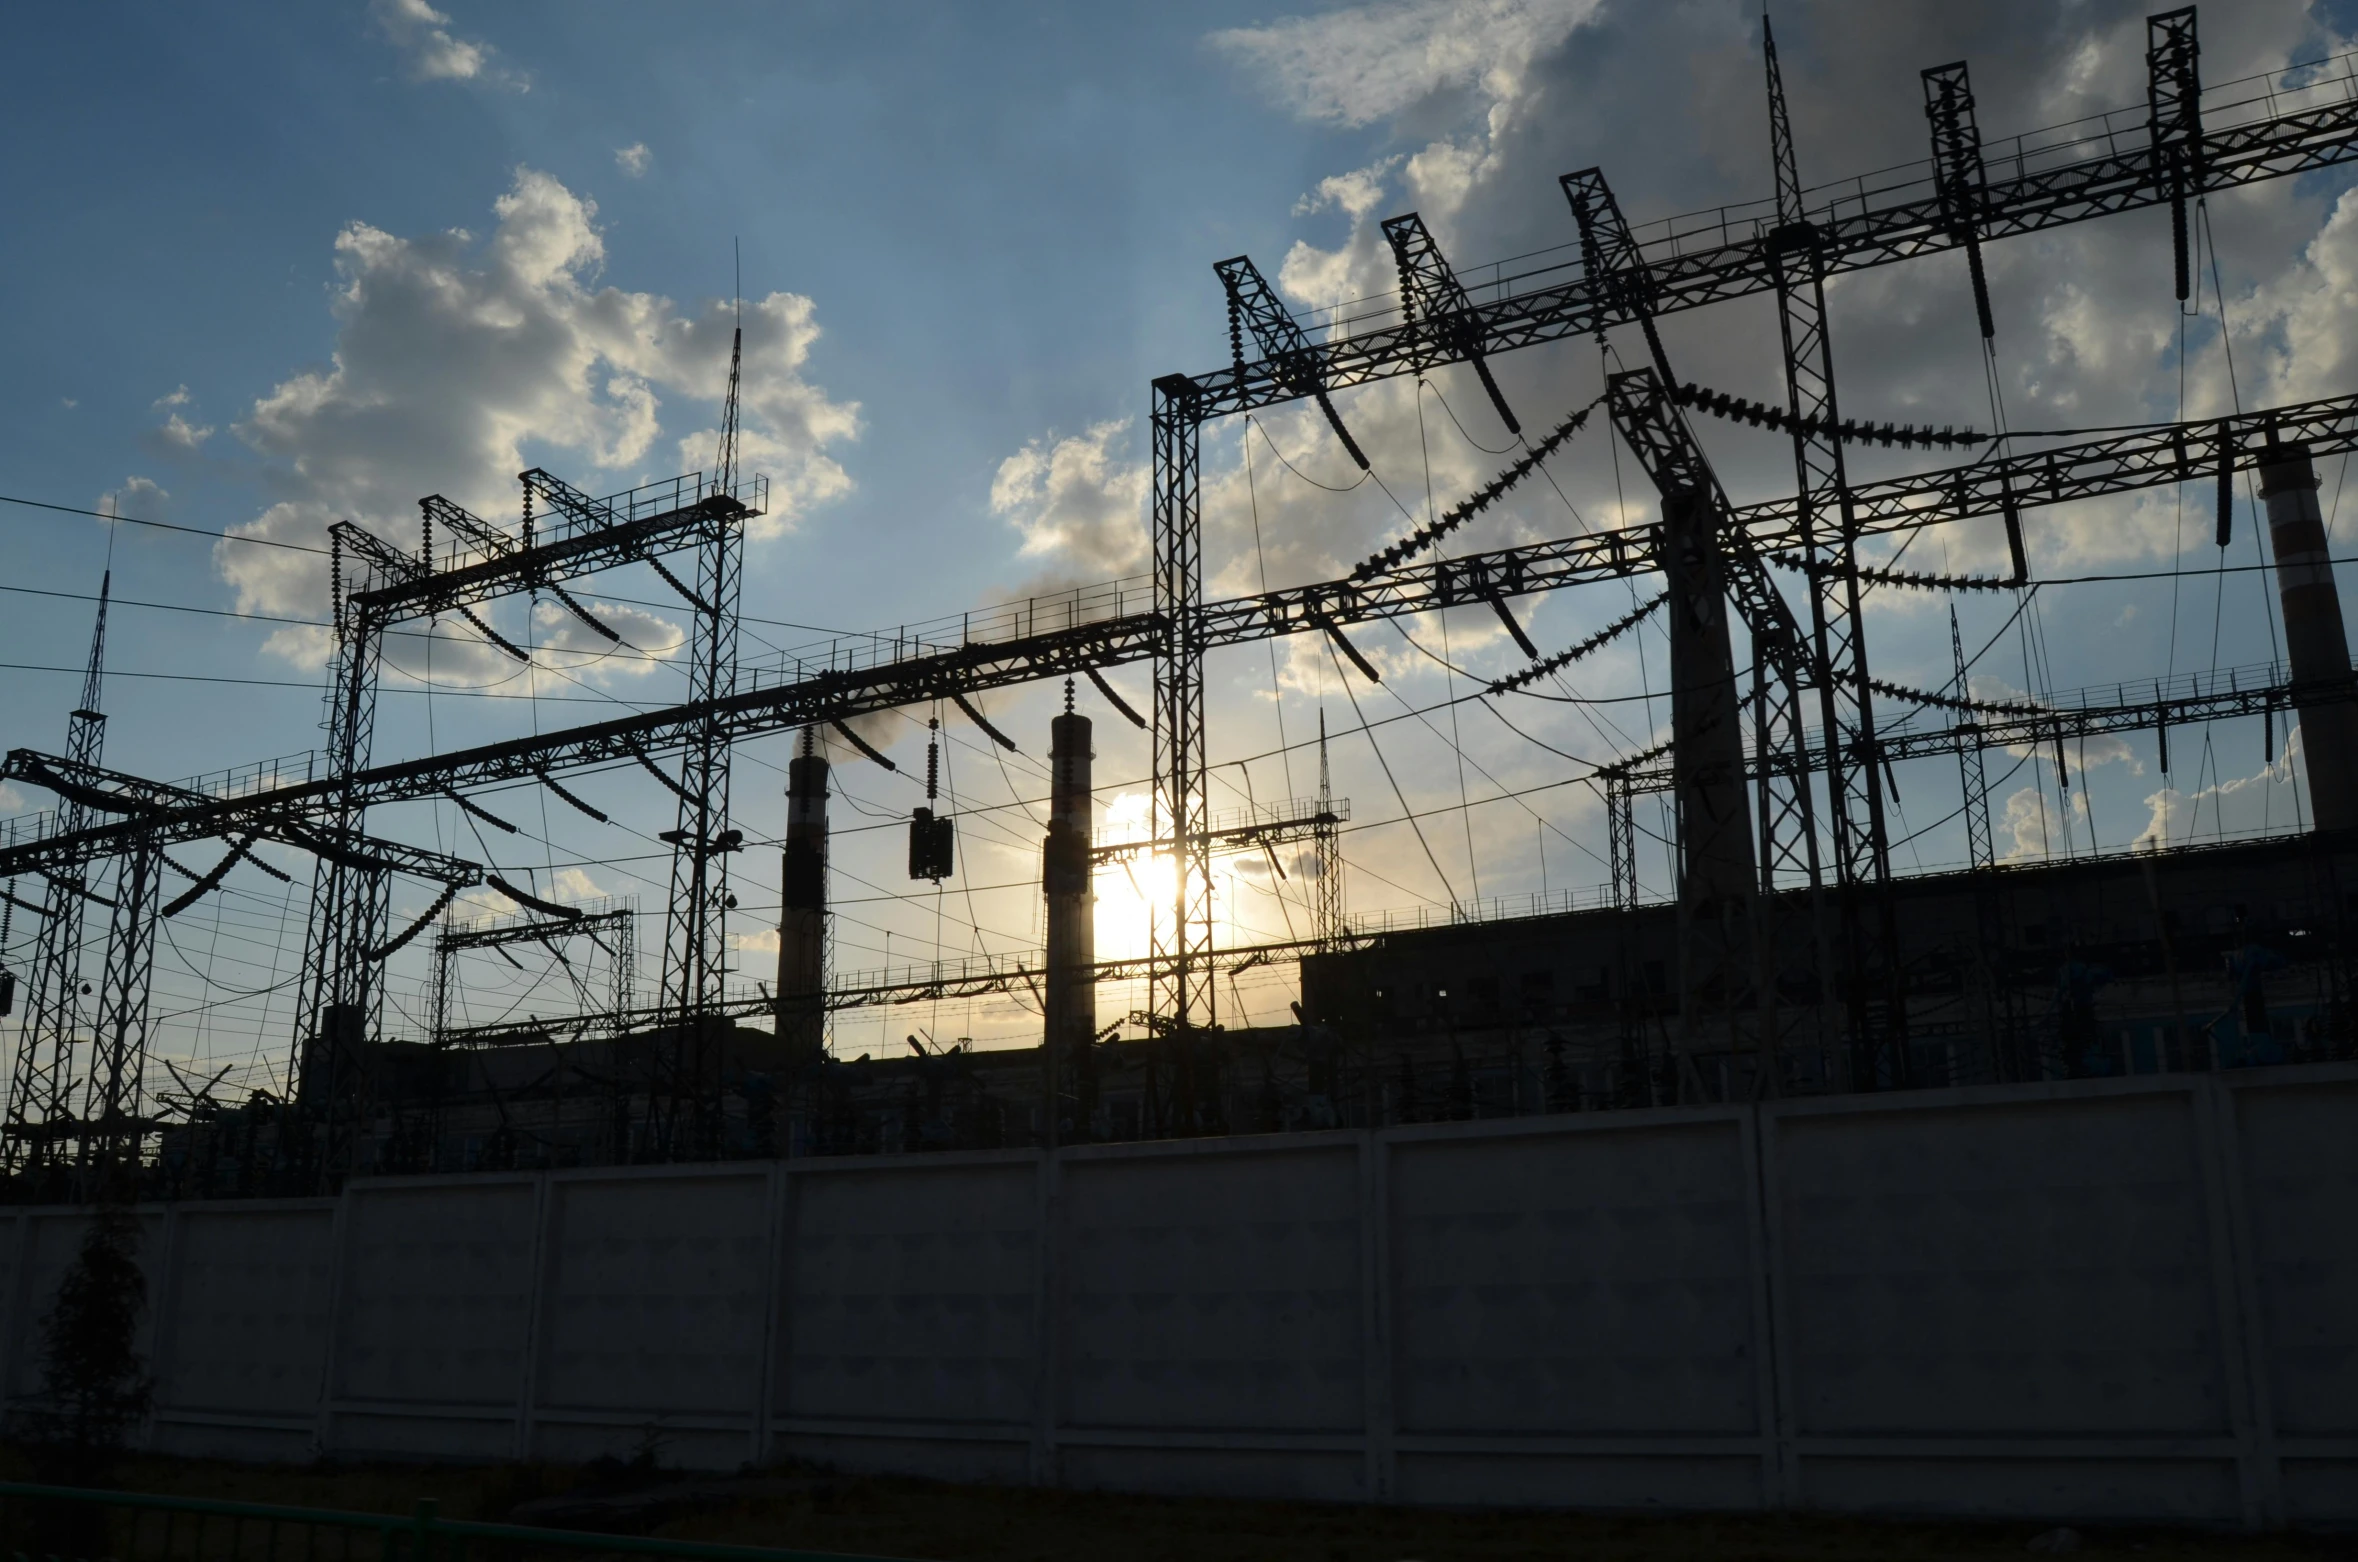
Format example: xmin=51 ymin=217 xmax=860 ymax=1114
xmin=652 ymin=316 xmax=749 ymax=1155
xmin=1762 ymin=15 xmax=1910 ymax=1089
xmin=1311 ymin=712 xmax=1346 ymax=949
xmin=2 ymin=574 xmax=113 ymax=1181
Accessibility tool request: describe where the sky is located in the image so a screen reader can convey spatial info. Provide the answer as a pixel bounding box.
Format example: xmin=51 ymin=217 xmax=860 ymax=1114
xmin=6 ymin=0 xmax=2358 ymax=1094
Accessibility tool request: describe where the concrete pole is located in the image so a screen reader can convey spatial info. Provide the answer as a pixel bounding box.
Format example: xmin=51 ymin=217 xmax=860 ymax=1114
xmin=1043 ymin=691 xmax=1095 ymax=1144
xmin=776 ymin=727 xmax=829 ymax=1061
xmin=2258 ymin=442 xmax=2358 ymax=832
xmin=1662 ymin=487 xmax=1755 ymax=1100
xmin=1663 ymin=490 xmax=1757 ymax=905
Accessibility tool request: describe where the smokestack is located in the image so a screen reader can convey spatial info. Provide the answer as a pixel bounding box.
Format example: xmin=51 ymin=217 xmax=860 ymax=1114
xmin=1043 ymin=685 xmax=1095 ymax=1140
xmin=2258 ymin=443 xmax=2358 ymax=832
xmin=776 ymin=726 xmax=828 ymax=1060
xmin=1662 ymin=489 xmax=1756 ymax=907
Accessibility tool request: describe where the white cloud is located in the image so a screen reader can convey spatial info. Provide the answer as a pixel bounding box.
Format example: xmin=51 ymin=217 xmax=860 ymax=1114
xmin=60 ymin=397 xmax=77 ymax=410
xmin=153 ymin=385 xmax=213 ymax=449
xmin=101 ymin=475 xmax=170 ymax=521
xmin=615 ymin=143 xmax=652 ymax=178
xmin=367 ymin=0 xmax=521 ymax=88
xmin=529 ymin=596 xmax=685 ymax=678
xmin=1211 ymin=0 xmax=1601 ymax=129
xmin=220 ymin=167 xmax=859 ymax=671
xmin=545 ymin=866 xmax=603 ymax=902
xmin=990 ymin=420 xmax=1149 ymax=585
xmin=2249 ymin=182 xmax=2358 ymax=405
xmin=2135 ymin=728 xmax=2311 ymax=849
xmin=1294 ymin=159 xmax=1400 ymax=221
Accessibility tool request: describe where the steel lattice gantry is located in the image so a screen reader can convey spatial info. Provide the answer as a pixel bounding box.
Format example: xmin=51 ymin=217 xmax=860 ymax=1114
xmin=1139 ymin=2 xmax=2358 ymax=1039
xmin=13 ymin=385 xmax=2358 ymax=901
xmin=300 ymin=463 xmax=760 ymax=1177
xmin=9 ymin=6 xmax=2358 ymax=1109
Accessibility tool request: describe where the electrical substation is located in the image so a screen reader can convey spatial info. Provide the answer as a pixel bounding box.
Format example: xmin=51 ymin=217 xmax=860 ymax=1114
xmin=0 ymin=5 xmax=2355 ymax=1524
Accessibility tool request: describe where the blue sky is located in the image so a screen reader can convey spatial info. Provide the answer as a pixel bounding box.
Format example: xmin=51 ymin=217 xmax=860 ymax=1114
xmin=6 ymin=0 xmax=2358 ymax=1084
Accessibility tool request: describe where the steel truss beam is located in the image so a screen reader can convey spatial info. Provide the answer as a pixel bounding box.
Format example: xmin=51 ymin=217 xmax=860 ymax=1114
xmin=1089 ymin=798 xmax=1351 ymax=867
xmin=1610 ymin=665 xmax=2358 ymax=795
xmin=443 ymin=935 xmax=1338 ymax=1049
xmin=1166 ymin=53 xmax=2358 ymax=419
xmin=431 ymin=902 xmax=633 ymax=1046
xmin=14 ymin=389 xmax=2358 ymax=882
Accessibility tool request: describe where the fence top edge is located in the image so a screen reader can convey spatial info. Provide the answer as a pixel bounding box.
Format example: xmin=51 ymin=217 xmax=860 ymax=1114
xmin=0 ymin=1483 xmax=918 ymax=1562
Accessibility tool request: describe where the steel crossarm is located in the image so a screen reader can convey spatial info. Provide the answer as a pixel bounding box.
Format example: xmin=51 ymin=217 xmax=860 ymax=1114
xmin=443 ymin=935 xmax=1341 ymax=1045
xmin=1 ymin=751 xmax=475 ymax=882
xmin=358 ymin=488 xmax=759 ymax=624
xmin=419 ymin=495 xmax=515 ymax=562
xmin=1177 ymin=98 xmax=2358 ymax=419
xmin=1 ymin=751 xmax=211 ymax=815
xmin=267 ymin=821 xmax=477 ymax=884
xmin=17 ymin=387 xmax=2358 ymax=879
xmin=1090 ymin=799 xmax=1350 ymax=867
xmin=1611 ymin=669 xmax=2358 ymax=794
xmin=1732 ymin=393 xmax=2358 ymax=540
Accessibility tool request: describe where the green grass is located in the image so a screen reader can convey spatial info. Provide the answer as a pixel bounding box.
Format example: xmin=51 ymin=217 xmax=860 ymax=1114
xmin=14 ymin=1451 xmax=2356 ymax=1562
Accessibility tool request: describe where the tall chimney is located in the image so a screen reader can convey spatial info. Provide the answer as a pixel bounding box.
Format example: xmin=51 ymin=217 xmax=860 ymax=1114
xmin=2258 ymin=442 xmax=2358 ymax=832
xmin=1042 ymin=685 xmax=1095 ymax=1141
xmin=776 ymin=726 xmax=829 ymax=1060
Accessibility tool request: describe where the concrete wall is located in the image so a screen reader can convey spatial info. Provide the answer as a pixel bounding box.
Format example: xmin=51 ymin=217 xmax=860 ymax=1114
xmin=4 ymin=1065 xmax=2352 ymax=1528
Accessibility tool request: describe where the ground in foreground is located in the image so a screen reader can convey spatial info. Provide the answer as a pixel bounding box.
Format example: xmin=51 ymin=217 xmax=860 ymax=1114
xmin=14 ymin=1453 xmax=2355 ymax=1562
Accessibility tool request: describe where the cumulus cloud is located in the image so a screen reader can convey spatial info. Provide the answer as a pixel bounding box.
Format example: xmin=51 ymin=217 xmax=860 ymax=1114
xmin=2135 ymin=728 xmax=2312 ymax=849
xmin=990 ymin=420 xmax=1149 ymax=585
xmin=219 ymin=167 xmax=859 ymax=671
xmin=1211 ymin=0 xmax=1603 ymax=129
xmin=529 ymin=596 xmax=685 ymax=678
xmin=615 ymin=143 xmax=652 ymax=178
xmin=1295 ymin=159 xmax=1401 ymax=220
xmin=152 ymin=385 xmax=214 ymax=449
xmin=470 ymin=864 xmax=607 ymax=922
xmin=101 ymin=475 xmax=170 ymax=522
xmin=1105 ymin=0 xmax=2358 ymax=927
xmin=367 ymin=0 xmax=521 ymax=88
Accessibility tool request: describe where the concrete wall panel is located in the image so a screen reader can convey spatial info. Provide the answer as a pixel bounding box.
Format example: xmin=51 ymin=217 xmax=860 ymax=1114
xmin=148 ymin=1421 xmax=315 ymax=1463
xmin=1389 ymin=1118 xmax=1758 ymax=1436
xmin=529 ymin=1418 xmax=748 ymax=1471
xmin=7 ymin=1212 xmax=165 ymax=1403
xmin=28 ymin=1065 xmax=2355 ymax=1526
xmin=334 ymin=1180 xmax=536 ymax=1407
xmin=1055 ymin=1444 xmax=1365 ymax=1502
xmin=330 ymin=1410 xmax=516 ymax=1460
xmin=537 ymin=1172 xmax=769 ymax=1416
xmin=1392 ymin=1451 xmax=1763 ymax=1510
xmin=770 ymin=1431 xmax=1032 ymax=1484
xmin=1795 ymin=1454 xmax=2244 ymax=1523
xmin=157 ymin=1206 xmax=334 ymax=1416
xmin=2230 ymin=1076 xmax=2358 ymax=1436
xmin=1061 ymin=1145 xmax=1362 ymax=1433
xmin=2281 ymin=1459 xmax=2358 ymax=1525
xmin=1773 ymin=1092 xmax=2229 ymax=1437
xmin=780 ymin=1159 xmax=1036 ymax=1428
